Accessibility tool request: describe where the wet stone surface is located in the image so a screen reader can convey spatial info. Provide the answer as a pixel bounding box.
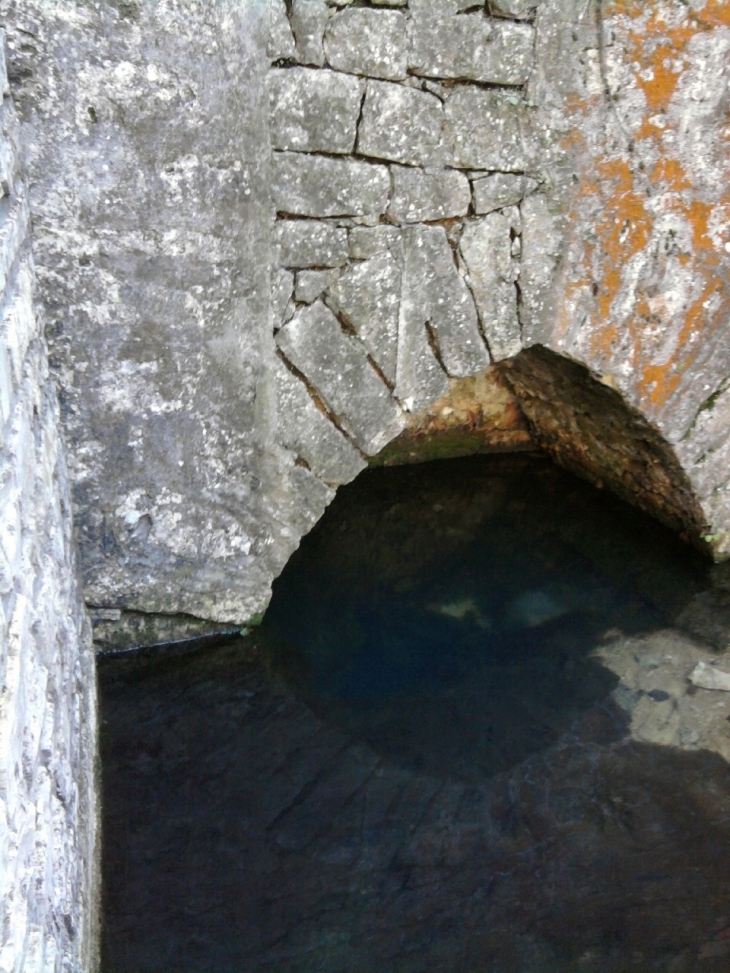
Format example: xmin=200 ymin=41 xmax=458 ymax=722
xmin=101 ymin=456 xmax=730 ymax=972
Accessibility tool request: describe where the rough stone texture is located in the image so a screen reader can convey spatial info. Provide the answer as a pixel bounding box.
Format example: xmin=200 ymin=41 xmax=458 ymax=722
xmin=326 ymin=250 xmax=401 ymax=383
xmin=267 ymin=68 xmax=362 ymax=155
xmin=357 ymin=81 xmax=444 ymax=167
xmin=0 ymin=74 xmax=98 ymax=973
xmin=273 ymin=357 xmax=367 ymax=485
xmin=388 ymin=166 xmax=470 ymax=224
xmin=443 ymin=88 xmax=538 ymax=171
xmin=272 ymin=152 xmax=390 ymax=217
xmin=276 ymin=301 xmax=406 ymax=455
xmin=403 ymin=225 xmax=490 ymax=378
xmin=324 ymin=9 xmax=408 ymax=82
xmin=348 ymin=225 xmax=401 ymax=261
xmin=460 ymin=213 xmax=522 ymax=362
xmin=291 ymin=0 xmax=330 ymax=67
xmin=294 ymin=267 xmax=341 ymax=304
xmin=472 ymin=172 xmax=539 ymax=216
xmin=267 ymin=0 xmax=296 ymax=62
xmin=275 ymin=219 xmax=349 ymax=268
xmin=272 ymin=268 xmax=294 ymax=328
xmin=408 ymin=3 xmax=535 ymax=85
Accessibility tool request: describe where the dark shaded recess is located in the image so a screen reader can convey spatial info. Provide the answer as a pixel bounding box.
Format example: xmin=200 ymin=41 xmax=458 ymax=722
xmin=500 ymin=345 xmax=708 ymax=548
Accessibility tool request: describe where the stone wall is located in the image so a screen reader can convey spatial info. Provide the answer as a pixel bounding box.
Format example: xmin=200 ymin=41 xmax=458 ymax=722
xmin=3 ymin=0 xmax=730 ymax=644
xmin=0 ymin=33 xmax=98 ymax=973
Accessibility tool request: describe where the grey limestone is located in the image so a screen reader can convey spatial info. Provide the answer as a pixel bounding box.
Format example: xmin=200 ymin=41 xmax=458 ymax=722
xmin=388 ymin=166 xmax=471 ymax=223
xmin=272 ymin=152 xmax=390 ymax=217
xmin=274 ymin=358 xmax=367 ymax=484
xmin=357 ymin=81 xmax=444 ymax=167
xmin=295 ymin=268 xmax=342 ymax=304
xmin=403 ymin=224 xmax=490 ymax=377
xmin=326 ymin=250 xmax=401 ymax=383
xmin=291 ymin=0 xmax=330 ymax=67
xmin=472 ymin=172 xmax=539 ymax=215
xmin=276 ymin=300 xmax=406 ymax=455
xmin=268 ymin=68 xmax=362 ymax=155
xmin=460 ymin=213 xmax=521 ymax=361
xmin=276 ymin=219 xmax=349 ymax=268
xmin=324 ymin=9 xmax=408 ymax=81
xmin=349 ymin=225 xmax=402 ymax=260
xmin=490 ymin=0 xmax=542 ymax=17
xmin=408 ymin=6 xmax=535 ymax=86
xmin=272 ymin=268 xmax=295 ymax=328
xmin=268 ymin=0 xmax=296 ymax=61
xmin=443 ymin=88 xmax=538 ymax=170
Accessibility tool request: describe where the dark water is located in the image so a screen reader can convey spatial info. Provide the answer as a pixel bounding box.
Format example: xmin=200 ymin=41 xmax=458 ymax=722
xmin=100 ymin=455 xmax=730 ymax=973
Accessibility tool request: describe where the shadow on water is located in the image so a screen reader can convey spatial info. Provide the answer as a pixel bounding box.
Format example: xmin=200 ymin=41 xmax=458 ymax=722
xmin=100 ymin=455 xmax=730 ymax=973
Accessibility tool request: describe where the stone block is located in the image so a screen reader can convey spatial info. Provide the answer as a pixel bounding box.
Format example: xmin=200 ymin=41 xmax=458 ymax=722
xmin=272 ymin=269 xmax=294 ymax=328
xmin=291 ymin=0 xmax=330 ymax=66
xmin=274 ymin=358 xmax=367 ymax=484
xmin=327 ymin=250 xmax=401 ymax=383
xmin=268 ymin=0 xmax=296 ymax=61
xmin=272 ymin=152 xmax=390 ymax=218
xmin=357 ymin=80 xmax=443 ymax=167
xmin=402 ymin=224 xmax=489 ymax=377
xmin=443 ymin=88 xmax=537 ymax=170
xmin=388 ymin=166 xmax=470 ymax=223
xmin=276 ymin=219 xmax=349 ymax=268
xmin=276 ymin=300 xmax=405 ymax=455
xmin=408 ymin=9 xmax=535 ymax=85
xmin=490 ymin=0 xmax=541 ymax=17
xmin=324 ymin=9 xmax=408 ymax=81
xmin=295 ymin=268 xmax=342 ymax=304
xmin=349 ymin=225 xmax=401 ymax=260
xmin=460 ymin=213 xmax=521 ymax=361
xmin=472 ymin=172 xmax=539 ymax=215
xmin=268 ymin=68 xmax=362 ymax=154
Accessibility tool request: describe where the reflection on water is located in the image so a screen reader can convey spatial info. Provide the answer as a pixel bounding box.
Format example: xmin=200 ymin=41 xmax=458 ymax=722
xmin=100 ymin=456 xmax=730 ymax=972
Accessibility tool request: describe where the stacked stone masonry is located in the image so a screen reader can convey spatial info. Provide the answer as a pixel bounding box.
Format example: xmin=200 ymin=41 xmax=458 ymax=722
xmin=268 ymin=0 xmax=537 ymax=446
xmin=0 ymin=31 xmax=98 ymax=973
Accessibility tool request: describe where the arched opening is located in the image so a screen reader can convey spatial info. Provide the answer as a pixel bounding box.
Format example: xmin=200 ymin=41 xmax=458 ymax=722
xmin=99 ymin=444 xmax=730 ymax=972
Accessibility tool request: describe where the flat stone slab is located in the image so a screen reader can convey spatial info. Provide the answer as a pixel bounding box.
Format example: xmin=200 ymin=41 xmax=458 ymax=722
xmin=408 ymin=8 xmax=535 ymax=86
xmin=324 ymin=9 xmax=408 ymax=81
xmin=388 ymin=166 xmax=470 ymax=223
xmin=460 ymin=213 xmax=521 ymax=361
xmin=295 ymin=268 xmax=342 ymax=304
xmin=276 ymin=220 xmax=349 ymax=268
xmin=272 ymin=152 xmax=390 ymax=217
xmin=357 ymin=80 xmax=444 ymax=167
xmin=268 ymin=68 xmax=362 ymax=155
xmin=472 ymin=172 xmax=539 ymax=215
xmin=349 ymin=225 xmax=402 ymax=260
xmin=276 ymin=300 xmax=405 ymax=455
xmin=403 ymin=224 xmax=490 ymax=378
xmin=326 ymin=250 xmax=401 ymax=383
xmin=274 ymin=358 xmax=367 ymax=485
xmin=443 ymin=89 xmax=537 ymax=170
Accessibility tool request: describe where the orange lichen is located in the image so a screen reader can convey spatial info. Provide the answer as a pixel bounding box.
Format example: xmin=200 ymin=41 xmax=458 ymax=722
xmin=556 ymin=0 xmax=730 ymax=421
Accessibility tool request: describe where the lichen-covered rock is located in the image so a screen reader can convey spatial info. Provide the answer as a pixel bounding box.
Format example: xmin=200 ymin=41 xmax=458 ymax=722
xmin=274 ymin=358 xmax=367 ymax=484
xmin=268 ymin=67 xmax=362 ymax=154
xmin=357 ymin=80 xmax=444 ymax=167
xmin=443 ymin=88 xmax=537 ymax=170
xmin=460 ymin=213 xmax=521 ymax=361
xmin=326 ymin=250 xmax=401 ymax=383
xmin=272 ymin=152 xmax=390 ymax=217
xmin=408 ymin=3 xmax=535 ymax=86
xmin=276 ymin=219 xmax=349 ymax=268
xmin=324 ymin=9 xmax=408 ymax=81
xmin=291 ymin=0 xmax=330 ymax=66
xmin=276 ymin=300 xmax=406 ymax=454
xmin=472 ymin=172 xmax=539 ymax=215
xmin=388 ymin=166 xmax=470 ymax=223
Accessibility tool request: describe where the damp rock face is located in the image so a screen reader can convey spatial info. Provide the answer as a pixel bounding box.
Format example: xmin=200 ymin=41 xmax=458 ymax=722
xmin=4 ymin=0 xmax=730 ymax=642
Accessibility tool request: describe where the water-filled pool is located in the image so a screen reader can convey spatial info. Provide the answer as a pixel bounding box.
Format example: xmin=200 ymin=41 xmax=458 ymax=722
xmin=100 ymin=455 xmax=730 ymax=972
